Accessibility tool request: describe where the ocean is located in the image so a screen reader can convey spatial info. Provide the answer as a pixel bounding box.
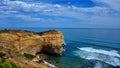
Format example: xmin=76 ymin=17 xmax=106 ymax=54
xmin=1 ymin=28 xmax=120 ymax=68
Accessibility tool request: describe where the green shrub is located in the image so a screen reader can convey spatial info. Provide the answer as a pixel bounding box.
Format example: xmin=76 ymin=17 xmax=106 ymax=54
xmin=0 ymin=52 xmax=5 ymax=57
xmin=0 ymin=60 xmax=21 ymax=68
xmin=23 ymin=53 xmax=35 ymax=60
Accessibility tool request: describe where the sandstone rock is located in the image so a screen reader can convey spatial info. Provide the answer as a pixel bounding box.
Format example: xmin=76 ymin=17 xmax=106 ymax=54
xmin=0 ymin=30 xmax=65 ymax=55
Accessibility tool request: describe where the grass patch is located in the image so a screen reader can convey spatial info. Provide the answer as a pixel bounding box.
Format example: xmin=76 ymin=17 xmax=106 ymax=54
xmin=0 ymin=60 xmax=21 ymax=68
xmin=23 ymin=53 xmax=35 ymax=60
xmin=0 ymin=52 xmax=5 ymax=57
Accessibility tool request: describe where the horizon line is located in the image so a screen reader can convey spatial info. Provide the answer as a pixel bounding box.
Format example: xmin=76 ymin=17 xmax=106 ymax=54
xmin=0 ymin=27 xmax=120 ymax=29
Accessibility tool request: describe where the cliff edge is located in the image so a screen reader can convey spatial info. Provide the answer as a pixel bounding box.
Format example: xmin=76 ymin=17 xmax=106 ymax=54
xmin=0 ymin=30 xmax=65 ymax=68
xmin=0 ymin=30 xmax=64 ymax=55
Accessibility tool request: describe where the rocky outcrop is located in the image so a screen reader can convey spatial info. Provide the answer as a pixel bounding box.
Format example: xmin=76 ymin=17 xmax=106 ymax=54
xmin=0 ymin=30 xmax=65 ymax=55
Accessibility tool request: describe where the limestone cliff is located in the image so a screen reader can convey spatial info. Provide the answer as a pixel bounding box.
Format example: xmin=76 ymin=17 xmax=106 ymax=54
xmin=0 ymin=30 xmax=64 ymax=55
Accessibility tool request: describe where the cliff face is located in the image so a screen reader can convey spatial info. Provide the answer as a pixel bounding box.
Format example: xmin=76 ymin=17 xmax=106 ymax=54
xmin=0 ymin=30 xmax=64 ymax=55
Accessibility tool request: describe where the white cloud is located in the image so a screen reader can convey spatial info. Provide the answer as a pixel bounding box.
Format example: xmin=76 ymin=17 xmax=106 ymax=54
xmin=0 ymin=0 xmax=112 ymax=16
xmin=0 ymin=0 xmax=120 ymax=27
xmin=15 ymin=15 xmax=43 ymax=22
xmin=1 ymin=0 xmax=62 ymax=13
xmin=91 ymin=0 xmax=120 ymax=11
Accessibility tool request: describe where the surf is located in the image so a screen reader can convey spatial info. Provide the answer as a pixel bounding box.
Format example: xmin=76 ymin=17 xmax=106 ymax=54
xmin=75 ymin=47 xmax=120 ymax=67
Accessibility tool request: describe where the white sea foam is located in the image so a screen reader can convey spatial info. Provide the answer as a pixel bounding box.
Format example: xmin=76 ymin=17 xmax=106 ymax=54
xmin=94 ymin=62 xmax=102 ymax=68
xmin=63 ymin=40 xmax=67 ymax=45
xmin=43 ymin=60 xmax=56 ymax=68
xmin=75 ymin=47 xmax=120 ymax=67
xmin=79 ymin=47 xmax=120 ymax=57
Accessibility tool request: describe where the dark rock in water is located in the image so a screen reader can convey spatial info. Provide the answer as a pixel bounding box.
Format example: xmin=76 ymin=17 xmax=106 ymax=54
xmin=0 ymin=30 xmax=65 ymax=55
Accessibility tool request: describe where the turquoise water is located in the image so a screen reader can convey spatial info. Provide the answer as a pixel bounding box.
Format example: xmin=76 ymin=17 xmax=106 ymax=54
xmin=1 ymin=28 xmax=120 ymax=68
xmin=48 ymin=28 xmax=120 ymax=68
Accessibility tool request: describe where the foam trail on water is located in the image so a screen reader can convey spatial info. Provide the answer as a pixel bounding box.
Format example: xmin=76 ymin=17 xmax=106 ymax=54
xmin=75 ymin=47 xmax=120 ymax=67
xmin=43 ymin=60 xmax=56 ymax=68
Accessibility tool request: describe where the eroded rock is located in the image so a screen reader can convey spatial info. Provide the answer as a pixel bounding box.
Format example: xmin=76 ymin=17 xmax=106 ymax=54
xmin=0 ymin=30 xmax=65 ymax=55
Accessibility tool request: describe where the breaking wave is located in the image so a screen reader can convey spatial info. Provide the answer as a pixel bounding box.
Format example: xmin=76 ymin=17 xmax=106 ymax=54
xmin=75 ymin=47 xmax=120 ymax=67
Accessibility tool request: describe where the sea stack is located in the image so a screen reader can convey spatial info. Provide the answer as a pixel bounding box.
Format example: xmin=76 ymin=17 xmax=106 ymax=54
xmin=0 ymin=30 xmax=65 ymax=55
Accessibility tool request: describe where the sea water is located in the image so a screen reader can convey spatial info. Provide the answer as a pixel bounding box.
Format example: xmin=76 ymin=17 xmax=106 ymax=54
xmin=1 ymin=28 xmax=120 ymax=68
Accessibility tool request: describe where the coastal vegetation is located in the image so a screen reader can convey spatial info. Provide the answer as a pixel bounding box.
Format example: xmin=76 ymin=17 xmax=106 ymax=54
xmin=23 ymin=53 xmax=35 ymax=60
xmin=0 ymin=60 xmax=21 ymax=68
xmin=0 ymin=52 xmax=5 ymax=57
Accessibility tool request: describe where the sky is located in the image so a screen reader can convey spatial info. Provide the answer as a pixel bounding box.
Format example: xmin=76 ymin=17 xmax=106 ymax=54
xmin=0 ymin=0 xmax=120 ymax=28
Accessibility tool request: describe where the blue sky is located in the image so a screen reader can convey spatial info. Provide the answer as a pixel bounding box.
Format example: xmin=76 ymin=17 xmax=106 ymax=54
xmin=0 ymin=0 xmax=120 ymax=28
